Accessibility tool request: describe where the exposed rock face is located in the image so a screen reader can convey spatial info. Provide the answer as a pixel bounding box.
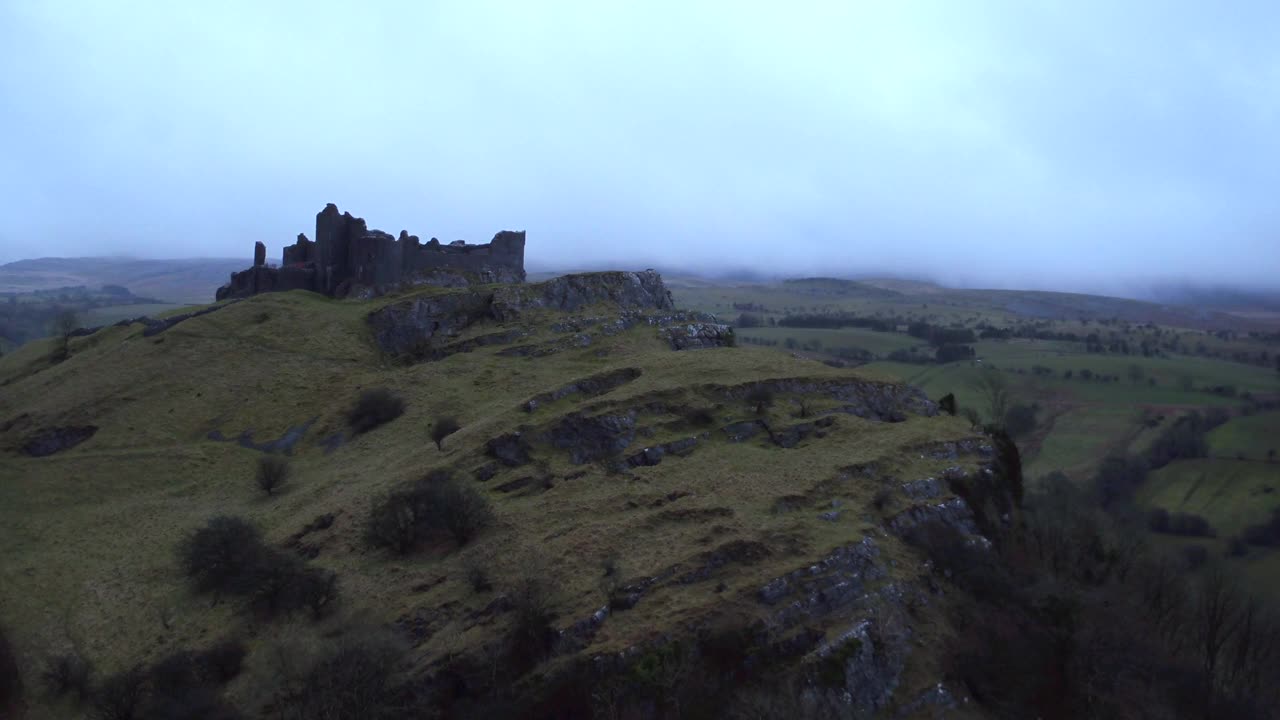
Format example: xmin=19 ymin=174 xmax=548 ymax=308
xmin=367 ymin=272 xmax=682 ymax=358
xmin=545 ymin=411 xmax=638 ymax=465
xmin=216 ymin=203 xmax=526 ymax=300
xmin=522 ymin=368 xmax=642 ymax=412
xmin=886 ymin=497 xmax=980 ymax=537
xmin=489 ymin=270 xmax=672 ymax=321
xmin=726 ymin=378 xmax=936 ymax=421
xmin=663 ymin=322 xmax=734 ymax=350
xmin=22 ymin=426 xmax=98 ymax=456
xmin=486 ymin=433 xmax=531 ymax=467
xmin=366 ymin=292 xmax=494 ymax=358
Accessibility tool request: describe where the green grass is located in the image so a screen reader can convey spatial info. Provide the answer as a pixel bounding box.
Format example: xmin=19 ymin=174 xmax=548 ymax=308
xmin=1138 ymin=458 xmax=1280 ymax=538
xmin=738 ymin=326 xmax=922 ymax=356
xmin=1209 ymin=411 xmax=1280 ymax=461
xmin=1025 ymin=406 xmax=1142 ymax=481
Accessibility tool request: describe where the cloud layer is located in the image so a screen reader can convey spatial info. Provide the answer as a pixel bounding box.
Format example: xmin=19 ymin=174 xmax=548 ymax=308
xmin=2 ymin=1 xmax=1277 ymax=291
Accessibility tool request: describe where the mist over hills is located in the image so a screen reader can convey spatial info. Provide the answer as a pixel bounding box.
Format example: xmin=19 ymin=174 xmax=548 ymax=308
xmin=6 ymin=255 xmax=1279 ymax=328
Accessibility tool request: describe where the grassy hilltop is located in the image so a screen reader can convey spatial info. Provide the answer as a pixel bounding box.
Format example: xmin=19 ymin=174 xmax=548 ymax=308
xmin=0 ymin=273 xmax=994 ymax=718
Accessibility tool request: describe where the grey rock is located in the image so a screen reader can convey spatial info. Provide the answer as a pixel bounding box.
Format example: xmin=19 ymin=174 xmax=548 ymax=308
xmin=489 ymin=270 xmax=673 ymax=321
xmin=900 ymin=477 xmax=944 ymax=500
xmin=22 ymin=425 xmax=98 ymax=457
xmin=547 ymin=412 xmax=637 ymax=465
xmin=486 ymin=432 xmax=531 ymax=467
xmin=522 ymin=367 xmax=641 ymax=412
xmin=366 ymin=291 xmax=493 ymax=357
xmin=722 ymin=421 xmax=762 ymax=442
xmin=663 ymin=322 xmax=735 ymax=350
xmin=887 ymin=498 xmax=980 ymax=537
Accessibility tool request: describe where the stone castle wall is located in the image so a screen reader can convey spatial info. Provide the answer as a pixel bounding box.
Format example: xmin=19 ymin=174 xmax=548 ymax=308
xmin=216 ymin=204 xmax=525 ymax=300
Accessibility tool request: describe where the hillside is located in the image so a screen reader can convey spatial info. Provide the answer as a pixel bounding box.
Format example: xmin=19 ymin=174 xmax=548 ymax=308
xmin=0 ymin=271 xmax=1003 ymax=718
xmin=0 ymin=257 xmax=243 ymax=305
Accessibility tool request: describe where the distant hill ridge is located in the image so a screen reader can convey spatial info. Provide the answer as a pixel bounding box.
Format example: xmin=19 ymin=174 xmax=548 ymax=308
xmin=0 ymin=256 xmax=243 ymax=304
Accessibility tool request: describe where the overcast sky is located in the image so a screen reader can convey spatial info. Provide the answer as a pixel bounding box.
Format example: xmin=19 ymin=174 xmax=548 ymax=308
xmin=1 ymin=1 xmax=1277 ymax=292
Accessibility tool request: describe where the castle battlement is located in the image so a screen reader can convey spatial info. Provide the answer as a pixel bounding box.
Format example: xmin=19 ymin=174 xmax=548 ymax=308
xmin=215 ymin=204 xmax=525 ymax=300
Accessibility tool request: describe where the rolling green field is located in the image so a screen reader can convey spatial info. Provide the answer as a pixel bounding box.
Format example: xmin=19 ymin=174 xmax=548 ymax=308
xmin=1140 ymin=459 xmax=1280 ymax=538
xmin=675 ymin=277 xmax=1280 ymax=605
xmin=1209 ymin=411 xmax=1280 ymax=461
xmin=738 ymin=325 xmax=923 ymax=356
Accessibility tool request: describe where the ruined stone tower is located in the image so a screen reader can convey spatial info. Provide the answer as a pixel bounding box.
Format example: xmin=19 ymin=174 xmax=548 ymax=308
xmin=216 ymin=204 xmax=526 ymax=301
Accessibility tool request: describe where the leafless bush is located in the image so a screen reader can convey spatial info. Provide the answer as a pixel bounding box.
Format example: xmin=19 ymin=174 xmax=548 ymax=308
xmin=256 ymin=455 xmax=290 ymax=496
xmin=346 ymin=388 xmax=406 ymax=435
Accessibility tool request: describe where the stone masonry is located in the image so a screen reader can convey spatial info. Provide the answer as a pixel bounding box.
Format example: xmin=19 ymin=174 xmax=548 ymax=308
xmin=216 ymin=204 xmax=526 ymax=300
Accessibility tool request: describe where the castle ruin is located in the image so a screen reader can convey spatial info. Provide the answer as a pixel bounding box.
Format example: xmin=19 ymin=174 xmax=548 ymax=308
xmin=216 ymin=203 xmax=526 ymax=301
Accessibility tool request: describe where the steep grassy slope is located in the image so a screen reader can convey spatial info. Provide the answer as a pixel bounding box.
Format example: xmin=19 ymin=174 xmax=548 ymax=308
xmin=0 ymin=276 xmax=992 ymax=718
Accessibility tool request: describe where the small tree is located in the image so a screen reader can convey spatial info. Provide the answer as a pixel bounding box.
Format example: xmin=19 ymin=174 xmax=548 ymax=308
xmin=178 ymin=516 xmax=267 ymax=594
xmin=969 ymin=368 xmax=1011 ymax=426
xmin=938 ymin=393 xmax=957 ymax=416
xmin=431 ymin=416 xmax=461 ymax=451
xmin=429 ymin=473 xmax=494 ymax=545
xmin=745 ymin=387 xmax=774 ymax=415
xmin=256 ymin=455 xmax=290 ymax=496
xmin=51 ymin=308 xmax=78 ymax=361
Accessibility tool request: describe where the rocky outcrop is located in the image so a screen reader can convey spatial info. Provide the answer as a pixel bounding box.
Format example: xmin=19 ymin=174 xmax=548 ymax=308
xmin=489 ymin=270 xmax=673 ymax=321
xmin=723 ymin=378 xmax=936 ymax=421
xmin=486 ymin=432 xmax=532 ymax=467
xmin=522 ymin=368 xmax=642 ymax=412
xmin=544 ymin=411 xmax=638 ymax=465
xmin=886 ymin=497 xmax=980 ymax=537
xmin=22 ymin=426 xmax=97 ymax=456
xmin=216 ymin=204 xmax=526 ymax=301
xmin=367 ymin=272 xmax=684 ymax=359
xmin=624 ymin=436 xmax=699 ymax=468
xmin=663 ymin=322 xmax=734 ymax=350
xmin=366 ymin=291 xmax=494 ymax=357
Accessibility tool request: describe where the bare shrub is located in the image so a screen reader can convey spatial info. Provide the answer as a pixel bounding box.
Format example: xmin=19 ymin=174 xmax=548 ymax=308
xmin=42 ymin=651 xmax=93 ymax=701
xmin=366 ymin=471 xmax=492 ymax=553
xmin=346 ymin=388 xmax=406 ymax=435
xmin=254 ymin=626 xmax=409 ymax=720
xmin=431 ymin=416 xmax=461 ymax=450
xmin=296 ymin=569 xmax=339 ymax=620
xmin=91 ymin=666 xmax=147 ymax=720
xmin=465 ymin=561 xmax=493 ymax=593
xmin=506 ymin=574 xmax=558 ymax=671
xmin=256 ymin=455 xmax=290 ymax=496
